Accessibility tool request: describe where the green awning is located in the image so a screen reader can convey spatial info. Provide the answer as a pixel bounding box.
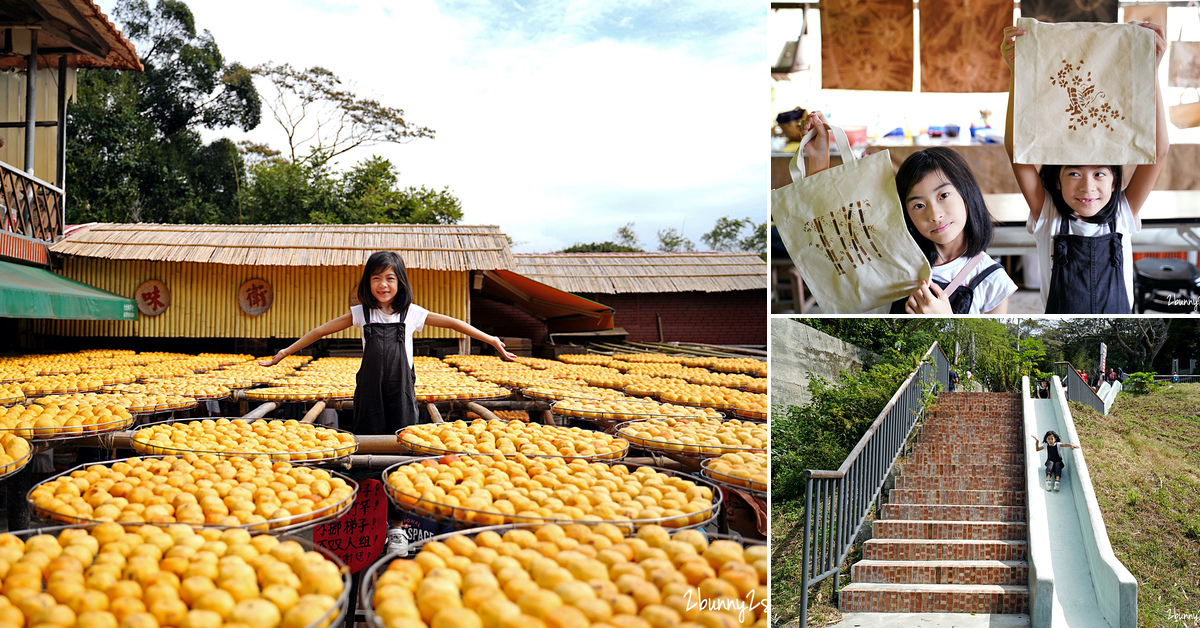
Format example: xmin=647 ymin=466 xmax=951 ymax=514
xmin=0 ymin=260 xmax=136 ymax=320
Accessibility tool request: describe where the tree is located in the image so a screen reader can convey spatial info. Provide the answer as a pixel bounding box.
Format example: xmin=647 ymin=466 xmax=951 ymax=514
xmin=558 ymin=242 xmax=641 ymax=253
xmin=615 ymin=223 xmax=641 ymax=250
xmin=67 ymin=0 xmax=260 ymax=224
xmin=254 ymin=63 xmax=435 ymax=165
xmin=240 ymin=155 xmax=338 ymax=225
xmin=656 ymin=228 xmax=695 ymax=252
xmin=701 ymin=216 xmax=767 ymax=256
xmin=241 ymin=154 xmax=462 ymax=226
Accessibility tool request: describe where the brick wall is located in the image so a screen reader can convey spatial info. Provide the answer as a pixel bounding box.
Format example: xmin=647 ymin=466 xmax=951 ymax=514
xmin=470 ymin=296 xmax=549 ymax=341
xmin=469 ymin=290 xmax=767 ymax=346
xmin=577 ymin=290 xmax=766 ymax=345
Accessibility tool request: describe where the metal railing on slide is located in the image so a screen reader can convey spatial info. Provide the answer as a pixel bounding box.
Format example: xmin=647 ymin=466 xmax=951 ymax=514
xmin=795 ymin=341 xmax=950 ymax=627
xmin=1053 ymin=361 xmax=1105 ymax=415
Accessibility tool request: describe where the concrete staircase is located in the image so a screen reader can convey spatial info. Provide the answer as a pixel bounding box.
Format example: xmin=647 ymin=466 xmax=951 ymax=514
xmin=841 ymin=392 xmax=1030 ymax=614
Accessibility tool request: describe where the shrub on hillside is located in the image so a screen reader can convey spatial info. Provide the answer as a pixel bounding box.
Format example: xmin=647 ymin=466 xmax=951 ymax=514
xmin=1124 ymin=372 xmax=1157 ymax=395
xmin=771 ymin=358 xmax=922 ymax=501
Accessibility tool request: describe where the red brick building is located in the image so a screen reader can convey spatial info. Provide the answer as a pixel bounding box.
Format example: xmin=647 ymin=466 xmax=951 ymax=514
xmin=471 ymin=252 xmax=766 ymax=347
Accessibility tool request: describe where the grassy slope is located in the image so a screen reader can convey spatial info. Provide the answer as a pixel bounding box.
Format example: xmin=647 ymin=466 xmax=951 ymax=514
xmin=1070 ymin=384 xmax=1200 ymax=627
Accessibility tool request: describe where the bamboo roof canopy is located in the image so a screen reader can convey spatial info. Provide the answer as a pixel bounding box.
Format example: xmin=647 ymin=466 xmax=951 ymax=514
xmin=514 ymin=252 xmax=767 ymax=294
xmin=0 ymin=0 xmax=142 ymax=71
xmin=51 ymin=223 xmax=515 ymax=271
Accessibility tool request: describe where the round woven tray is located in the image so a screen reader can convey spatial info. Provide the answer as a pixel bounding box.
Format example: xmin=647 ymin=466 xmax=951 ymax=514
xmin=381 ymin=456 xmax=722 ymax=531
xmin=130 ymin=417 xmax=359 ymax=463
xmin=28 ymin=456 xmax=359 ymax=534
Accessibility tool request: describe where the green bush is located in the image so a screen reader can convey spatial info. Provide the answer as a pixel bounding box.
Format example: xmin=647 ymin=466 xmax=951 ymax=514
xmin=1124 ymin=372 xmax=1157 ymax=395
xmin=771 ymin=357 xmax=925 ymax=502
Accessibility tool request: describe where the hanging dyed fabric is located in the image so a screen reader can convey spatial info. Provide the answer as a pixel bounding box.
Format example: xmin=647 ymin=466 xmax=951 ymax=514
xmin=1020 ymin=0 xmax=1118 ymax=24
xmin=920 ymin=0 xmax=1013 ymax=92
xmin=821 ymin=0 xmax=912 ymax=91
xmin=1012 ymin=17 xmax=1157 ymax=165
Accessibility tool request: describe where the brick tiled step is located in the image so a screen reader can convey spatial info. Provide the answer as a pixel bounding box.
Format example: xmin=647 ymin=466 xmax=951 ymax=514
xmin=864 ymin=539 xmax=1028 ymax=561
xmin=901 ymin=463 xmax=1024 ymax=477
xmin=916 ymin=425 xmax=1022 ymax=434
xmin=914 ymin=442 xmax=1022 ymax=455
xmin=882 ymin=504 xmax=1026 ymax=522
xmin=874 ymin=520 xmax=1028 ymax=541
xmin=895 ymin=475 xmax=1025 ymax=491
xmin=890 ymin=489 xmax=1026 ymax=506
xmin=904 ymin=453 xmax=1025 ymax=466
xmin=851 ymin=559 xmax=1029 ymax=585
xmin=912 ymin=429 xmax=1017 ymax=444
xmin=924 ymin=416 xmax=1021 ymax=425
xmin=840 ymin=583 xmax=1030 ymax=613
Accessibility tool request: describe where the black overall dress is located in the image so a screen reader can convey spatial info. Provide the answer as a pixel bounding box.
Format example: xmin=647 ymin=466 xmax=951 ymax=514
xmin=1044 ymin=215 xmax=1130 ymax=314
xmin=353 ymin=307 xmax=419 ymax=435
xmin=1044 ymin=442 xmax=1064 ymax=478
xmin=889 ymin=264 xmax=1005 ymax=314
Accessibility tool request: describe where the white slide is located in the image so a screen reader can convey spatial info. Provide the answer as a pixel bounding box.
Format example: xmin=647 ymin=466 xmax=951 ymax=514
xmin=1023 ymin=376 xmax=1136 ymax=627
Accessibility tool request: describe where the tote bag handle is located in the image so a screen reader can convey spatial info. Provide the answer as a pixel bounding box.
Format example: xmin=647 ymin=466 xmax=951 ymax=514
xmin=789 ymin=123 xmax=856 ymax=180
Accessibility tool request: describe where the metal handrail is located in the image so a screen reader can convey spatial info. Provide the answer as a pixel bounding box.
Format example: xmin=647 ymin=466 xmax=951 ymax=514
xmin=796 ymin=341 xmax=950 ymax=626
xmin=1053 ymin=361 xmax=1105 ymax=415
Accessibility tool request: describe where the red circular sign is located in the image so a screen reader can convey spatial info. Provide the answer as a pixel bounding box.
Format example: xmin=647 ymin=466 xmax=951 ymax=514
xmin=238 ymin=278 xmax=274 ymax=316
xmin=134 ymin=279 xmax=170 ymax=317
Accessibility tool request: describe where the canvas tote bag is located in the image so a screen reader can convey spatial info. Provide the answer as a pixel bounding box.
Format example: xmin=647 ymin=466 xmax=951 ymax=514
xmin=771 ymin=124 xmax=931 ymax=313
xmin=1012 ymin=17 xmax=1156 ymax=165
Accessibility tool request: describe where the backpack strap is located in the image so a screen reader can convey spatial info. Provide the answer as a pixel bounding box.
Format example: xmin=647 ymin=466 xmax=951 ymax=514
xmin=944 ymin=253 xmax=986 ymax=295
xmin=966 ymin=263 xmax=1005 ymax=291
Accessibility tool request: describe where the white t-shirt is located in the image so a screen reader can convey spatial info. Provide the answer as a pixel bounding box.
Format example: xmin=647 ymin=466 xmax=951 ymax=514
xmin=350 ymin=304 xmax=429 ymax=368
xmin=1027 ymin=194 xmax=1139 ymax=309
xmin=929 ymin=252 xmax=1018 ymax=314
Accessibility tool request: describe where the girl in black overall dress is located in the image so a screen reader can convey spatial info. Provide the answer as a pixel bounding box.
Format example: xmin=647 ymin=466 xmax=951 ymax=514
xmin=260 ymin=251 xmax=518 ymax=435
xmin=1032 ymin=430 xmax=1080 ymax=492
xmin=1002 ymin=22 xmax=1170 ymax=314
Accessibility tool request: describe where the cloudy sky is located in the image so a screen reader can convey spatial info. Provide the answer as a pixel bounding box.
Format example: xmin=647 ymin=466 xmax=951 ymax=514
xmin=93 ymin=0 xmax=766 ymax=253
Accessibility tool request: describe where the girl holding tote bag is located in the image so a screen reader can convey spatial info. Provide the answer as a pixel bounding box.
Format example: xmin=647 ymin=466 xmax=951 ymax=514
xmin=772 ymin=113 xmax=932 ymax=313
xmin=802 ymin=114 xmax=1017 ymax=314
xmin=1003 ymin=21 xmax=1170 ymax=314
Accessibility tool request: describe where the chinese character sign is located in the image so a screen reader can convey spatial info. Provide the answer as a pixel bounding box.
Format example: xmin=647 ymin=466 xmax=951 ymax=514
xmin=313 ymin=479 xmax=387 ymax=574
xmin=238 ymin=278 xmax=274 ymax=316
xmin=134 ymin=279 xmax=171 ymax=317
xmin=1100 ymin=343 xmax=1107 ymax=375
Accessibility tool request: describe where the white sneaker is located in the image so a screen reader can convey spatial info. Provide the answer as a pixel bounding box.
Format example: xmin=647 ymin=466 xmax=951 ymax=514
xmin=1054 ymin=481 xmax=1061 ymax=492
xmin=1045 ymin=480 xmax=1052 ymax=491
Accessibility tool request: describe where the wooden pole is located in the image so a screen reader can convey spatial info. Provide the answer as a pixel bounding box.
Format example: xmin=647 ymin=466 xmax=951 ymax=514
xmin=463 ymin=401 xmax=500 ymax=422
xmin=242 ymin=402 xmax=276 ymax=419
xmin=301 ymin=400 xmax=327 ymax=424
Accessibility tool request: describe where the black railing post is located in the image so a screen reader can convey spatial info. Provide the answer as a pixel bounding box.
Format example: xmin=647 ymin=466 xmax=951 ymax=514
xmin=800 ymin=476 xmax=814 ymax=615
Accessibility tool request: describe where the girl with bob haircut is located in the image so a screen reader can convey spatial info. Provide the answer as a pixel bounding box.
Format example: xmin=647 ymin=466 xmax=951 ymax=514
xmin=1002 ymin=22 xmax=1170 ymax=313
xmin=890 ymin=147 xmax=1018 ymax=314
xmin=261 ymin=250 xmax=517 ymax=434
xmin=799 ymin=113 xmax=1016 ymax=314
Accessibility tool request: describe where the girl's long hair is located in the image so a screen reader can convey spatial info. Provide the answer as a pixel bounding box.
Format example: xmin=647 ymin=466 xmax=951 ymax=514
xmin=1042 ymin=430 xmax=1061 ymax=444
xmin=1039 ymin=165 xmax=1123 ymax=225
xmin=357 ymin=251 xmax=413 ymax=316
xmin=895 ymin=148 xmax=994 ymax=265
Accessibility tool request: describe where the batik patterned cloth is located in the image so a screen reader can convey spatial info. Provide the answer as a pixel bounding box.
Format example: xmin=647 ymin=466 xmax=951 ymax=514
xmin=920 ymin=0 xmax=1012 ymax=93
xmin=821 ymin=0 xmax=913 ymax=91
xmin=1021 ymin=0 xmax=1118 ymax=24
xmin=1012 ymin=17 xmax=1157 ymax=165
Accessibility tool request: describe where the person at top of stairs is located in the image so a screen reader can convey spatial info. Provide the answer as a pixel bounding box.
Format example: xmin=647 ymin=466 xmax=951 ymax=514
xmin=1033 ymin=430 xmax=1081 ymax=492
